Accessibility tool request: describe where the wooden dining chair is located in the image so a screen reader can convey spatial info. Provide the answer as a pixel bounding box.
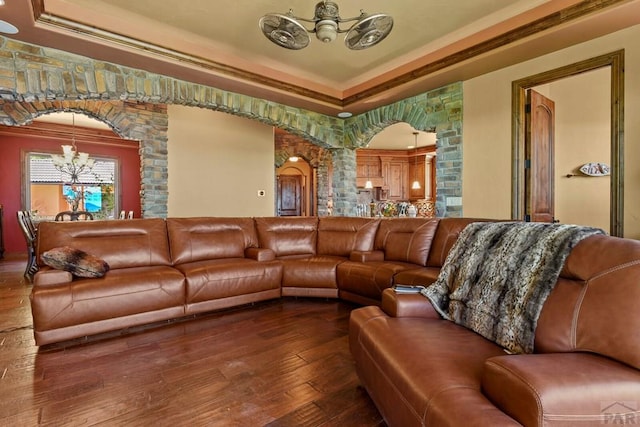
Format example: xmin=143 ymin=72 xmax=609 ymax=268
xmin=16 ymin=210 xmax=38 ymax=282
xmin=55 ymin=211 xmax=94 ymax=221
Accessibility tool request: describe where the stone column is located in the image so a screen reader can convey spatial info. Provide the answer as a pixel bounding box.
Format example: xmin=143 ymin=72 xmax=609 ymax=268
xmin=330 ymin=148 xmax=357 ymax=217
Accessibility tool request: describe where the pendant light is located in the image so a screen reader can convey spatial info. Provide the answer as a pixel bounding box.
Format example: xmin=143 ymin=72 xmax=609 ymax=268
xmin=51 ymin=114 xmax=95 ymax=184
xmin=411 ymin=131 xmax=421 ymax=190
xmin=364 ymin=160 xmax=373 ymax=189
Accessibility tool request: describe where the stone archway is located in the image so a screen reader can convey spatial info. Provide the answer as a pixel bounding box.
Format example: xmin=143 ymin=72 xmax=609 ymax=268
xmin=341 ymin=84 xmax=463 ymax=217
xmin=0 ymin=36 xmax=463 ymax=217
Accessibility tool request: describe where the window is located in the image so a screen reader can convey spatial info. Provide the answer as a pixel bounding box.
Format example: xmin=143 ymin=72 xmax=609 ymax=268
xmin=26 ymin=152 xmax=119 ymax=220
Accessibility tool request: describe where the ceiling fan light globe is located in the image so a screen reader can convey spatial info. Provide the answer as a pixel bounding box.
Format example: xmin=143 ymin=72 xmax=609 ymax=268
xmin=315 ymin=20 xmax=337 ymax=43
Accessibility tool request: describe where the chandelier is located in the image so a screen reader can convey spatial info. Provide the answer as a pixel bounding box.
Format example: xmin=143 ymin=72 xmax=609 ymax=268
xmin=259 ymin=1 xmax=393 ymax=50
xmin=51 ymin=114 xmax=95 ymax=185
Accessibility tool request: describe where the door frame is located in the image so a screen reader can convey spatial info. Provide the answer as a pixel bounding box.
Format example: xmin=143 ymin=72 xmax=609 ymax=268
xmin=511 ymin=50 xmax=624 ymax=236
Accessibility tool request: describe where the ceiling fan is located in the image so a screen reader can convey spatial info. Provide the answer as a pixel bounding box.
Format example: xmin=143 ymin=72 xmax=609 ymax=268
xmin=258 ymin=1 xmax=393 ymax=50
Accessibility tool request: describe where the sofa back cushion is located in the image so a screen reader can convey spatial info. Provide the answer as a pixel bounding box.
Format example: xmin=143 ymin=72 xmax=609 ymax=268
xmin=535 ymin=234 xmax=640 ymax=370
xmin=36 ymin=218 xmax=172 ymax=269
xmin=254 ymin=217 xmax=318 ymax=258
xmin=317 ymin=217 xmax=380 ymax=257
xmin=426 ymin=218 xmax=494 ymax=267
xmin=167 ymin=217 xmax=257 ymax=264
xmin=374 ymin=218 xmax=440 ymax=266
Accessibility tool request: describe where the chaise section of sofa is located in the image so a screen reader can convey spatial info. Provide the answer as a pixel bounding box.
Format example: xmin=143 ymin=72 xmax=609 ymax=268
xmin=349 ymin=232 xmax=640 ymax=426
xmin=167 ymin=217 xmax=283 ymax=315
xmin=31 ymin=218 xmax=186 ymax=346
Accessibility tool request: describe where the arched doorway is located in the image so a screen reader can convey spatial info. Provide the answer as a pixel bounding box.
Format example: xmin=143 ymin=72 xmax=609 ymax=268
xmin=276 ymin=157 xmax=315 ymax=216
xmin=356 ymin=123 xmax=437 ymax=217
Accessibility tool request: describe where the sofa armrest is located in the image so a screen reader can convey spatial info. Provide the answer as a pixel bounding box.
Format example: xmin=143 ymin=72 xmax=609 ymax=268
xmin=349 ymin=250 xmax=384 ymax=262
xmin=482 ymin=353 xmax=640 ymax=426
xmin=245 ymin=247 xmax=276 ymax=262
xmin=33 ymin=267 xmax=73 ymax=287
xmin=380 ymin=287 xmax=441 ymax=319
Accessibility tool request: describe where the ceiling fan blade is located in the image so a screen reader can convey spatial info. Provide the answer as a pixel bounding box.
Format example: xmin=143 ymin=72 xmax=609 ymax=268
xmin=344 ymin=14 xmax=393 ymax=50
xmin=259 ymin=14 xmax=310 ymax=50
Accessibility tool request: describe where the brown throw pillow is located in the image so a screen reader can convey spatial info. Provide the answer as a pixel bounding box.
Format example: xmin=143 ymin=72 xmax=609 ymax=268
xmin=41 ymin=246 xmax=110 ymax=278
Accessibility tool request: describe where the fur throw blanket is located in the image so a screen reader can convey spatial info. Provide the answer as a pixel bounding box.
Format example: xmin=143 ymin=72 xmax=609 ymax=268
xmin=421 ymin=222 xmax=604 ymax=354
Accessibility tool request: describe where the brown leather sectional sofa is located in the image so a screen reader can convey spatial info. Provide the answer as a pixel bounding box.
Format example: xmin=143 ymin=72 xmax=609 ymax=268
xmin=31 ymin=216 xmax=640 ymax=425
xmin=32 ymin=215 xmax=437 ymax=345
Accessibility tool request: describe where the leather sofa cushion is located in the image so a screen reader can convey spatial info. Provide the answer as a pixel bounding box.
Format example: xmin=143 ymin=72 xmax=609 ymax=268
xmin=393 ymin=267 xmax=440 ymax=287
xmin=280 ymin=256 xmax=342 ymax=288
xmin=426 ymin=218 xmax=489 ymax=267
xmin=36 ymin=218 xmax=172 ymax=269
xmin=255 ymin=217 xmax=318 ymax=257
xmin=374 ymin=218 xmax=439 ymax=265
xmin=167 ymin=217 xmax=258 ymax=264
xmin=30 ymin=265 xmax=185 ymax=331
xmin=482 ymin=353 xmax=640 ymax=426
xmin=317 ymin=217 xmax=380 ymax=257
xmin=177 ymin=258 xmax=283 ymax=304
xmin=337 ymin=260 xmax=415 ymax=300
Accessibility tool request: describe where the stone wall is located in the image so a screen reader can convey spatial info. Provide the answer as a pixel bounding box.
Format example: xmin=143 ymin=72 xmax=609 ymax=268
xmin=0 ymin=36 xmax=463 ymax=217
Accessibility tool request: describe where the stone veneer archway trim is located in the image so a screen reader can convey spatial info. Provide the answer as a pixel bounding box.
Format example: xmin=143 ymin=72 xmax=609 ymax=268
xmin=0 ymin=36 xmax=462 ymax=217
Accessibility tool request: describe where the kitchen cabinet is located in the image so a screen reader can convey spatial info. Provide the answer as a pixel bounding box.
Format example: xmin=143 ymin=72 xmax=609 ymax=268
xmin=357 ymin=147 xmax=435 ymax=201
xmin=386 ymin=161 xmax=408 ymax=200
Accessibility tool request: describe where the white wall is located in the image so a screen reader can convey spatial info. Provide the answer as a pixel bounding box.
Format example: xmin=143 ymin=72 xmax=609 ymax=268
xmin=463 ymin=24 xmax=640 ymax=238
xmin=167 ymin=105 xmax=275 ymax=217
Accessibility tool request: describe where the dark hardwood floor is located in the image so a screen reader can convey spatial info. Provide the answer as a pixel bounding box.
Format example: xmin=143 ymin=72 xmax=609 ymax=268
xmin=0 ymin=254 xmax=386 ymax=426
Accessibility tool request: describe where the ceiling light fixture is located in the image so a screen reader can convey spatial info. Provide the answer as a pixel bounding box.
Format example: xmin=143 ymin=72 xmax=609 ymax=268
xmin=364 ymin=166 xmax=373 ymax=189
xmin=51 ymin=114 xmax=95 ymax=185
xmin=411 ymin=131 xmax=421 ymax=190
xmin=259 ymin=1 xmax=393 ymax=51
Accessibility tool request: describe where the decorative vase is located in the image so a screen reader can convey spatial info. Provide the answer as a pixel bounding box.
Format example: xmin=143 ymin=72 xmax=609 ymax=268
xmin=407 ymin=204 xmax=417 ymax=217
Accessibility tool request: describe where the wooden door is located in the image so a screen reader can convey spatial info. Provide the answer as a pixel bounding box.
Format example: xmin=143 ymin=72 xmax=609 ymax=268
xmin=277 ymin=175 xmax=302 ymax=216
xmin=387 ymin=161 xmax=407 ymax=200
xmin=525 ymin=89 xmax=555 ymax=222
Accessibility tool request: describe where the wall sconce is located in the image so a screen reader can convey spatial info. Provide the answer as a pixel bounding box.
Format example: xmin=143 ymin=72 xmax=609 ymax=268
xmin=288 ymin=156 xmax=299 ymax=162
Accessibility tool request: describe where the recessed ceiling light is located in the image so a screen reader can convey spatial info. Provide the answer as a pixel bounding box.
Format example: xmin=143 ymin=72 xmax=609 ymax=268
xmin=0 ymin=20 xmax=18 ymax=34
xmin=337 ymin=112 xmax=352 ymax=118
